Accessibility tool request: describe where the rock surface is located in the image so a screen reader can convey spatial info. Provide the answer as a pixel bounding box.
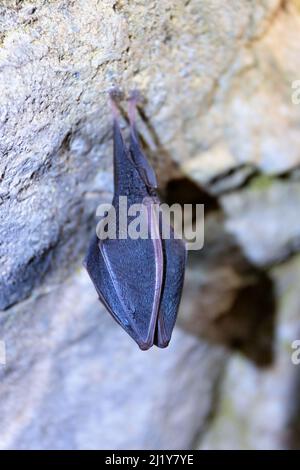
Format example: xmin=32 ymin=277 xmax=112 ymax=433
xmin=0 ymin=0 xmax=300 ymax=450
xmin=198 ymin=255 xmax=300 ymax=450
xmin=221 ymin=178 xmax=300 ymax=266
xmin=0 ymin=269 xmax=225 ymax=450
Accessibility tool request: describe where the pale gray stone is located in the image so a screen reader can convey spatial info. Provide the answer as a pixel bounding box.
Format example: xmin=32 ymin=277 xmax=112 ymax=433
xmin=0 ymin=270 xmax=225 ymax=450
xmin=1 ymin=0 xmax=300 ymax=451
xmin=221 ymin=180 xmax=300 ymax=266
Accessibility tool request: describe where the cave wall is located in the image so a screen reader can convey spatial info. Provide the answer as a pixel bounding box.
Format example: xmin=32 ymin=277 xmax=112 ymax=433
xmin=0 ymin=0 xmax=300 ymax=449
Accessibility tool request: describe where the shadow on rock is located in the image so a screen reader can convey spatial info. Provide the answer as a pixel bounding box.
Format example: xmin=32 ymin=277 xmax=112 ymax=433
xmin=164 ymin=178 xmax=277 ymax=367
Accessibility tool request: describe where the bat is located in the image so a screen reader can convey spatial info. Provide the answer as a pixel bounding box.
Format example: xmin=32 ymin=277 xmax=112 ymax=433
xmin=84 ymin=91 xmax=186 ymax=350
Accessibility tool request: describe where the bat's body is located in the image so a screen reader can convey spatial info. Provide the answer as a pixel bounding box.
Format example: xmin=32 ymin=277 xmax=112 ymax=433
xmin=84 ymin=94 xmax=186 ymax=350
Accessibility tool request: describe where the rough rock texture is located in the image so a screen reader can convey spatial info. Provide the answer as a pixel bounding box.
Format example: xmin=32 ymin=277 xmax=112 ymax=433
xmin=0 ymin=269 xmax=225 ymax=450
xmin=198 ymin=255 xmax=300 ymax=450
xmin=1 ymin=0 xmax=300 ymax=450
xmin=221 ymin=178 xmax=300 ymax=266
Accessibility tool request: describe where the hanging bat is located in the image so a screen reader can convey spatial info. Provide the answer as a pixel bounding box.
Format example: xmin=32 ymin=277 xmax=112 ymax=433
xmin=84 ymin=91 xmax=186 ymax=350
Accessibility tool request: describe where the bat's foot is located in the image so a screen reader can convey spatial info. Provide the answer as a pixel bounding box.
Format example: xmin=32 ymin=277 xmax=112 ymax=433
xmin=109 ymin=87 xmax=124 ymax=121
xmin=129 ymin=89 xmax=141 ymax=104
xmin=108 ymin=86 xmax=124 ymax=101
xmin=108 ymin=88 xmax=144 ymax=125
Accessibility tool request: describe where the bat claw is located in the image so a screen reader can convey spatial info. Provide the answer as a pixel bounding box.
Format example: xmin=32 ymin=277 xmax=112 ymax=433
xmin=109 ymin=87 xmax=124 ymax=121
xmin=128 ymin=89 xmax=145 ymax=126
xmin=108 ymin=86 xmax=124 ymax=101
xmin=128 ymin=89 xmax=142 ymax=104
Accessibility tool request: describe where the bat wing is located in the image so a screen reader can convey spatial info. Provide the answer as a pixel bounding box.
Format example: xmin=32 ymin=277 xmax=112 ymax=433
xmin=84 ymin=235 xmax=127 ymax=328
xmin=127 ymin=108 xmax=187 ymax=347
xmin=99 ymin=213 xmax=163 ymax=350
xmin=155 ymin=232 xmax=187 ymax=348
xmin=85 ymin=231 xmax=164 ymax=350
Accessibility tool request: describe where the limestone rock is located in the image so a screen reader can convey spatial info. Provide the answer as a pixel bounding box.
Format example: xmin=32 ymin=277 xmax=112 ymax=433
xmin=1 ymin=0 xmax=299 ymax=309
xmin=221 ymin=178 xmax=300 ymax=266
xmin=0 ymin=269 xmax=225 ymax=450
xmin=1 ymin=0 xmax=300 ymax=451
xmin=198 ymin=255 xmax=300 ymax=450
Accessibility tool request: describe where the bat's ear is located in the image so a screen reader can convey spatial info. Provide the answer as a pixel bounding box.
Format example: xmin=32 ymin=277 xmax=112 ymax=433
xmin=128 ymin=92 xmax=158 ymax=189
